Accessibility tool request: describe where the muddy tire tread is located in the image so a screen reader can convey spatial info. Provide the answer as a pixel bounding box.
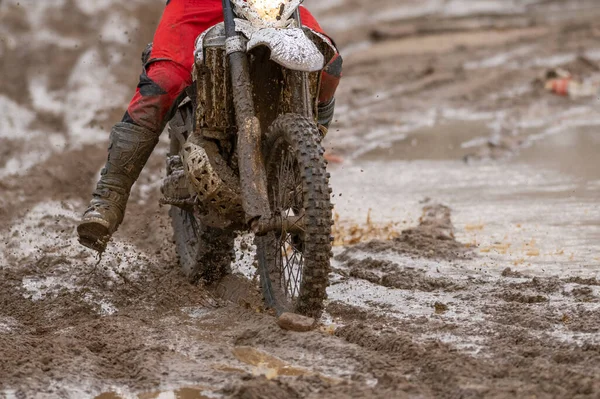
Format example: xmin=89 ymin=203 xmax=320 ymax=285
xmin=258 ymin=113 xmax=333 ymax=317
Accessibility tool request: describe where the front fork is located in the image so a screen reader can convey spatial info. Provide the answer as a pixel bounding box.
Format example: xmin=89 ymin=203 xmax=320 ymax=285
xmin=222 ymin=1 xmax=312 ymax=229
xmin=223 ymin=0 xmax=270 ymax=226
xmin=292 ymin=10 xmax=314 ymax=119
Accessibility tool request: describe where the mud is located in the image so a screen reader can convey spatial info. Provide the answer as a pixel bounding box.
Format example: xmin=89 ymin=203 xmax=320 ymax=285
xmin=339 ymin=256 xmax=464 ymax=292
xmin=2 ymin=0 xmax=600 ymax=398
xmin=338 ymin=203 xmax=471 ymax=261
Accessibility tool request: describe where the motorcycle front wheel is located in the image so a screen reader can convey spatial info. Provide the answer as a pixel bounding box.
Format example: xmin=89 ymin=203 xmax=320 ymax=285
xmin=255 ymin=114 xmax=333 ymax=318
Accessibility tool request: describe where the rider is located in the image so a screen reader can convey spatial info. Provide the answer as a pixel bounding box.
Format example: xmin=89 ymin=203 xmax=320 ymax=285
xmin=77 ymin=0 xmax=343 ymax=253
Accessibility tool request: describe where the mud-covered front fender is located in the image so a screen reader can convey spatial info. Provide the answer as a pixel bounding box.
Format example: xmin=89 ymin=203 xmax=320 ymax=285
xmin=194 ymin=20 xmax=328 ymax=73
xmin=246 ymin=27 xmax=324 ymax=72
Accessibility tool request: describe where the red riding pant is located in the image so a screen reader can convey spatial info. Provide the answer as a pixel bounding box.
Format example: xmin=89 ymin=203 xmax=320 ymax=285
xmin=126 ymin=0 xmax=342 ymax=132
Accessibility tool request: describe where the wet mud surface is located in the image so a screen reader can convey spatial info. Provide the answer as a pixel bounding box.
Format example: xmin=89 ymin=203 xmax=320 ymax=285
xmin=1 ymin=0 xmax=600 ymax=398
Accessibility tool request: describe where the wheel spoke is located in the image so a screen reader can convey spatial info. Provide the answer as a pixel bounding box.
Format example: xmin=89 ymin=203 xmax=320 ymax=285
xmin=273 ymin=146 xmax=305 ymax=300
xmin=289 ymin=252 xmax=301 ymax=297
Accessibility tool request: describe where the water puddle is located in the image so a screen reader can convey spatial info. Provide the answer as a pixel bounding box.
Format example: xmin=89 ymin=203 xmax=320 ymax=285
xmin=95 ymin=387 xmax=211 ymax=399
xmin=331 ymin=111 xmax=600 ymax=273
xmin=517 ymin=125 xmax=600 ymax=189
xmin=233 ymin=346 xmax=311 ymax=378
xmin=357 ymin=120 xmax=488 ymax=162
xmin=232 ymin=346 xmax=341 ymax=383
xmin=94 ymin=346 xmax=345 ymax=399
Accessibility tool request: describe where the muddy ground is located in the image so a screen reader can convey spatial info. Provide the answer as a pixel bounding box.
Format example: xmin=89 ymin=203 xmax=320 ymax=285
xmin=1 ymin=0 xmax=600 ymax=398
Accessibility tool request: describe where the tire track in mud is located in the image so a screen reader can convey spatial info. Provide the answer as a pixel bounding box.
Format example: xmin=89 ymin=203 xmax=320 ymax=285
xmin=325 ymin=202 xmax=600 ymax=398
xmin=0 ymin=145 xmax=104 ymax=225
xmin=11 ymin=162 xmax=598 ymax=398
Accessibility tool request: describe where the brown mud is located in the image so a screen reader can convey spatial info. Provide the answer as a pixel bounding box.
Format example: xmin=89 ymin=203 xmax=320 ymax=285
xmin=1 ymin=0 xmax=600 ymax=398
xmin=338 ymin=203 xmax=471 ymax=261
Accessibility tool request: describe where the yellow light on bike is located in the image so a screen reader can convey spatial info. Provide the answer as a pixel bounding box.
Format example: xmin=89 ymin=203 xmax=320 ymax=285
xmin=248 ymin=0 xmax=286 ymax=22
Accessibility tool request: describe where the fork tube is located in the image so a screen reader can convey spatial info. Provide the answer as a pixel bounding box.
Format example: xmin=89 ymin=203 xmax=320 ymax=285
xmin=292 ymin=9 xmax=314 ymax=119
xmin=223 ymin=0 xmax=271 ymax=224
xmin=223 ymin=0 xmax=236 ymax=37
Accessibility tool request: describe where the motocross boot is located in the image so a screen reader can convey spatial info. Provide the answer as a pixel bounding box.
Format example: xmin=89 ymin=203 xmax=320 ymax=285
xmin=78 ymin=122 xmax=159 ymax=253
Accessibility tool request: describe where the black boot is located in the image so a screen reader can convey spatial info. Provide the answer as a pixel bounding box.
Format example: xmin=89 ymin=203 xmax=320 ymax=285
xmin=78 ymin=122 xmax=159 ymax=253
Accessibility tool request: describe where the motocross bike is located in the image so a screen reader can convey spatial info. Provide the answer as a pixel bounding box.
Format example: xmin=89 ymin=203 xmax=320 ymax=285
xmin=160 ymin=0 xmax=336 ymax=317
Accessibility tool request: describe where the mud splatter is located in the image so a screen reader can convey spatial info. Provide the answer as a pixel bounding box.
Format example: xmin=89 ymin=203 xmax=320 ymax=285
xmin=338 ymin=204 xmax=470 ymax=261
